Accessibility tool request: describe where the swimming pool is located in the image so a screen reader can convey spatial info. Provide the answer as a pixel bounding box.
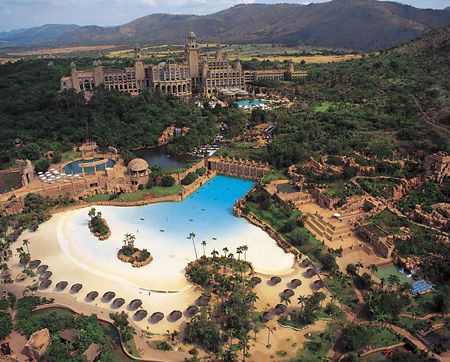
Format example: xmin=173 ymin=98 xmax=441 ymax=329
xmin=55 ymin=175 xmax=295 ymax=290
xmin=236 ymin=100 xmax=266 ymax=108
xmin=63 ymin=158 xmax=114 ymax=174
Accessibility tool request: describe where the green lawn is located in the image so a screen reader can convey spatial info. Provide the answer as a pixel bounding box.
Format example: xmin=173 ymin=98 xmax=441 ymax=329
xmin=290 ymin=323 xmax=339 ymax=362
xmin=314 ymin=101 xmax=332 ymax=113
xmin=85 ymin=194 xmax=112 ymax=202
xmin=366 ymin=326 xmax=402 ymax=349
xmin=60 ymin=150 xmax=81 ymax=163
xmin=397 ymin=316 xmax=430 ymax=334
xmin=85 ymin=185 xmax=181 ymax=203
xmin=373 ymin=264 xmax=412 ymax=285
xmin=277 ymin=183 xmax=300 ymax=194
xmin=323 ymin=277 xmax=359 ymax=309
xmin=215 ymin=143 xmax=268 ymax=161
xmin=116 ymin=185 xmax=181 ymax=202
xmin=263 ymin=169 xmax=288 ymax=184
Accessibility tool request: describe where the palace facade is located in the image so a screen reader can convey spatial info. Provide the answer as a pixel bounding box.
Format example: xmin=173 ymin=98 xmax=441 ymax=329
xmin=60 ymin=32 xmax=306 ymax=98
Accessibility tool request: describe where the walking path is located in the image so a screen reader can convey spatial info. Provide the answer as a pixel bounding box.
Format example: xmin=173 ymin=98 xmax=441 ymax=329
xmin=1 ymin=284 xmax=190 ymax=362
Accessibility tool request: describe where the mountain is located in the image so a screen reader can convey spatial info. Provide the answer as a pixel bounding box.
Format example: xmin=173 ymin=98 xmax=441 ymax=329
xmin=0 ymin=24 xmax=79 ymax=45
xmin=1 ymin=0 xmax=450 ymax=51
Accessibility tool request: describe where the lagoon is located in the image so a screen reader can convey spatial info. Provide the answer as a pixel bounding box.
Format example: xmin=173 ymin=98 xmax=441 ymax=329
xmin=55 ymin=176 xmax=294 ymax=291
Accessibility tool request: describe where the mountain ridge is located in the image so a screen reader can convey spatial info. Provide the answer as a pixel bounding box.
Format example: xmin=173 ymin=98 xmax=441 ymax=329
xmin=1 ymin=0 xmax=450 ymax=51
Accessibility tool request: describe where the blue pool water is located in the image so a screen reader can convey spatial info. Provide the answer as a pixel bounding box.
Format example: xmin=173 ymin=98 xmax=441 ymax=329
xmin=62 ymin=175 xmax=295 ymax=290
xmin=63 ymin=158 xmax=114 ymax=174
xmin=236 ymin=100 xmax=266 ymax=108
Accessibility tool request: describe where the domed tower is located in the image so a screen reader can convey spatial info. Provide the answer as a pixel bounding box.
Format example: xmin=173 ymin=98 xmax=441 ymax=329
xmin=70 ymin=61 xmax=81 ymax=92
xmin=93 ymin=60 xmax=104 ymax=88
xmin=287 ymin=58 xmax=295 ymax=74
xmin=186 ymin=31 xmax=199 ymax=83
xmin=134 ymin=46 xmax=145 ymax=87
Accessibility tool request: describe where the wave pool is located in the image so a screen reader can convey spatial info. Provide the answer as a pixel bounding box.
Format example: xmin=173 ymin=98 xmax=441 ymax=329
xmin=56 ymin=176 xmax=295 ymax=291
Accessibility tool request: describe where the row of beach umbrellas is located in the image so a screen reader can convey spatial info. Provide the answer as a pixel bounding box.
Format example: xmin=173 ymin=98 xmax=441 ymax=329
xmin=38 ymin=280 xmax=200 ymax=323
xmin=38 ymin=169 xmax=82 ymax=184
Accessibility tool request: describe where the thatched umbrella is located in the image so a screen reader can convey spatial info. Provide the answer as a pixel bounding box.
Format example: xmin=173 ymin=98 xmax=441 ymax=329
xmin=55 ymin=281 xmax=68 ymax=291
xmin=112 ymin=298 xmax=125 ymax=308
xmin=86 ymin=291 xmax=99 ymax=301
xmin=270 ymin=276 xmax=281 ymax=285
xmin=150 ymin=312 xmax=164 ymax=323
xmin=134 ymin=310 xmax=147 ymax=321
xmin=40 ymin=271 xmax=52 ymax=280
xmin=301 ymin=259 xmax=311 ymax=268
xmin=169 ymin=310 xmax=182 ymax=322
xmin=250 ymin=276 xmax=262 ymax=286
xmin=16 ymin=273 xmax=27 ymax=282
xmin=29 ymin=260 xmax=41 ymax=268
xmin=186 ymin=305 xmax=199 ymax=317
xmin=306 ymin=268 xmax=316 ymax=277
xmin=281 ymin=289 xmax=294 ymax=298
xmin=39 ymin=279 xmax=52 ymax=289
xmin=37 ymin=265 xmax=48 ymax=274
xmin=290 ymin=278 xmax=302 ymax=288
xmin=313 ymin=280 xmax=325 ymax=289
xmin=262 ymin=311 xmax=274 ymax=322
xmin=196 ymin=295 xmax=210 ymax=306
xmin=274 ymin=304 xmax=287 ymax=315
xmin=102 ymin=291 xmax=115 ymax=303
xmin=129 ymin=299 xmax=142 ymax=311
xmin=70 ymin=283 xmax=83 ymax=293
xmin=1 ymin=269 xmax=11 ymax=279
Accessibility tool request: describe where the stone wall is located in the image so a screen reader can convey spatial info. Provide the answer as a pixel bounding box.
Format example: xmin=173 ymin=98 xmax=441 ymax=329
xmin=355 ymin=224 xmax=395 ymax=258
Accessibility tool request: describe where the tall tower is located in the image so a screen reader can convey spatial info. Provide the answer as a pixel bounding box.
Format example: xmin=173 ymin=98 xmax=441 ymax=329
xmin=70 ymin=61 xmax=81 ymax=92
xmin=186 ymin=31 xmax=199 ymax=82
xmin=134 ymin=46 xmax=145 ymax=88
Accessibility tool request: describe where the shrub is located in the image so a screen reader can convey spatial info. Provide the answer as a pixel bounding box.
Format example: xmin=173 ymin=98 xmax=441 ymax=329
xmin=340 ymin=324 xmax=370 ymax=352
xmin=181 ymin=172 xmax=198 ymax=185
xmin=160 ymin=175 xmax=176 ymax=187
xmin=195 ymin=167 xmax=206 ymax=176
xmin=0 ymin=312 xmax=12 ymax=339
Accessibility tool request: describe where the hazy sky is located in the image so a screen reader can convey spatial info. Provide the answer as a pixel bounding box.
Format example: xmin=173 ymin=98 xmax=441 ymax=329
xmin=1 ymin=0 xmax=449 ymax=32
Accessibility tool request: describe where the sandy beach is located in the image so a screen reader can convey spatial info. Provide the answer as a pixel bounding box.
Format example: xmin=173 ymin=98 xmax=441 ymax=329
xmin=9 ymin=176 xmax=299 ymax=334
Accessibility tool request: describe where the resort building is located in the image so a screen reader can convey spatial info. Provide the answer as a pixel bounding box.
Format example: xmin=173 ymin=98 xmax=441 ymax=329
xmin=60 ymin=32 xmax=306 ymax=98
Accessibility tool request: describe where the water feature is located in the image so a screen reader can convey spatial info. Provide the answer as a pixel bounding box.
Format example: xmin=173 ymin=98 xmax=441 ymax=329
xmin=374 ymin=264 xmax=413 ymax=284
xmin=135 ymin=145 xmax=198 ymax=169
xmin=63 ymin=158 xmax=114 ymax=175
xmin=59 ymin=176 xmax=295 ymax=291
xmin=236 ymin=100 xmax=266 ymax=108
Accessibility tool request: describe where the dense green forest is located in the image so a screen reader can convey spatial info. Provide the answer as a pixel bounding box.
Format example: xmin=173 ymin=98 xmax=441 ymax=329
xmin=0 ymin=59 xmax=226 ymax=169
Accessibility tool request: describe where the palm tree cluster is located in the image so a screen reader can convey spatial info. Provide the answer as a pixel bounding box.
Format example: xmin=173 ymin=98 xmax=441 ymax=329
xmin=184 ymin=248 xmax=257 ymax=360
xmin=87 ymin=207 xmax=109 ymax=236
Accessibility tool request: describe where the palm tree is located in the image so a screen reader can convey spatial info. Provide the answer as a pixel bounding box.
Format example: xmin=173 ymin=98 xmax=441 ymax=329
xmin=239 ymin=334 xmax=250 ymax=361
xmin=236 ymin=247 xmax=242 ymax=260
xmin=368 ymin=264 xmax=378 ymax=275
xmin=223 ymin=247 xmax=229 ymax=257
xmin=387 ymin=274 xmax=400 ymax=290
xmin=22 ymin=239 xmax=30 ymax=254
xmin=123 ymin=233 xmax=136 ymax=248
xmin=188 ymin=232 xmax=198 ymax=260
xmin=201 ymin=240 xmax=206 ymax=257
xmin=241 ymin=245 xmax=248 ymax=261
xmin=280 ymin=294 xmax=291 ymax=306
xmin=211 ymin=249 xmax=219 ymax=259
xmin=297 ymin=295 xmax=307 ymax=313
xmin=88 ymin=208 xmax=96 ymax=218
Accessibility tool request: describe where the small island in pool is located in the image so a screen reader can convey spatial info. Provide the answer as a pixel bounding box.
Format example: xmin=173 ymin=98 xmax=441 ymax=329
xmin=88 ymin=207 xmax=110 ymax=240
xmin=117 ymin=233 xmax=153 ymax=268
